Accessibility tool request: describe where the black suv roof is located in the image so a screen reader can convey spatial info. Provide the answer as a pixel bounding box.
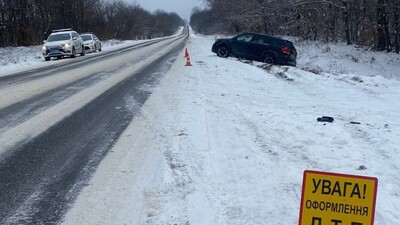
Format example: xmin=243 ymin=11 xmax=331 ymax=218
xmin=240 ymin=32 xmax=292 ymax=43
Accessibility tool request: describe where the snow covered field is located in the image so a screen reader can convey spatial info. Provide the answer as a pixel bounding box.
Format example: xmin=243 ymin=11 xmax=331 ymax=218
xmin=2 ymin=31 xmax=400 ymax=224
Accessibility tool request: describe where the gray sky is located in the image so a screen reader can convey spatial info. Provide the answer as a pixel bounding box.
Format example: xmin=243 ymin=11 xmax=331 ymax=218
xmin=132 ymin=0 xmax=203 ymax=21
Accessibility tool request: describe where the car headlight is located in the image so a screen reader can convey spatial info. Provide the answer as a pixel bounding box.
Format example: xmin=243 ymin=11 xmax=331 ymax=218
xmin=63 ymin=43 xmax=70 ymax=48
xmin=42 ymin=45 xmax=47 ymax=51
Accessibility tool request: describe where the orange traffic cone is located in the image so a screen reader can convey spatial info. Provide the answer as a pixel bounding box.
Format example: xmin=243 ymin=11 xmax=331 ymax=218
xmin=184 ymin=48 xmax=192 ymax=66
xmin=184 ymin=48 xmax=190 ymax=58
xmin=185 ymin=56 xmax=193 ymax=66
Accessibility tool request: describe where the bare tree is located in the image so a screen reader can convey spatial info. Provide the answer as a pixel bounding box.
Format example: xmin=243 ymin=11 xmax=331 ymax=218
xmin=191 ymin=0 xmax=399 ymax=53
xmin=0 ymin=0 xmax=184 ymax=47
xmin=394 ymin=1 xmax=400 ymax=53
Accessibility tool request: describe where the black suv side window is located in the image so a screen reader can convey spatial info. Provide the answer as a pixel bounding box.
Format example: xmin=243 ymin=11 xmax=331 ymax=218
xmin=236 ymin=34 xmax=253 ymax=43
xmin=250 ymin=35 xmax=266 ymax=44
xmin=269 ymin=38 xmax=281 ymax=46
xmin=261 ymin=37 xmax=273 ymax=45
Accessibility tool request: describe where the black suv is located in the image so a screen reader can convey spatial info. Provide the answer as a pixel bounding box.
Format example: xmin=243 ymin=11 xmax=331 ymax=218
xmin=212 ymin=33 xmax=297 ymax=66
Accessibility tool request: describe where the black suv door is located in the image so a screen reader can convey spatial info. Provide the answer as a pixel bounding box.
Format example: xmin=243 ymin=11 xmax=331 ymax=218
xmin=246 ymin=34 xmax=270 ymax=60
xmin=232 ymin=34 xmax=254 ymax=58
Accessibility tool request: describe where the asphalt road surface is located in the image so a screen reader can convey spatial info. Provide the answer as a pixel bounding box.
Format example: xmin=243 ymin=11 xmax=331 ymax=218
xmin=0 ymin=29 xmax=188 ymax=224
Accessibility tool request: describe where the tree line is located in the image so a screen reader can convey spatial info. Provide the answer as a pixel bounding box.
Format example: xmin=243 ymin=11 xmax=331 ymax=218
xmin=190 ymin=0 xmax=400 ymax=53
xmin=0 ymin=0 xmax=184 ymax=47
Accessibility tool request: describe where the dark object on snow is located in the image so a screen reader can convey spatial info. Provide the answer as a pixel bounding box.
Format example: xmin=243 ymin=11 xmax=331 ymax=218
xmin=357 ymin=165 xmax=367 ymax=170
xmin=317 ymin=116 xmax=334 ymax=123
xmin=350 ymin=121 xmax=361 ymax=124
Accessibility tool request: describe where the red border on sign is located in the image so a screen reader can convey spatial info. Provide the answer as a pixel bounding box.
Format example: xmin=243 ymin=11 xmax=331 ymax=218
xmin=298 ymin=170 xmax=378 ymax=225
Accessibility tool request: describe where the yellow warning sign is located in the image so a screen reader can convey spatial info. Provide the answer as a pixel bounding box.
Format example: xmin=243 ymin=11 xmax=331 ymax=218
xmin=299 ymin=170 xmax=378 ymax=225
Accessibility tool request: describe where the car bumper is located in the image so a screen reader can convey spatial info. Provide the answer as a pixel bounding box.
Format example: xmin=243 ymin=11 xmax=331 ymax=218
xmin=43 ymin=47 xmax=73 ymax=58
xmin=281 ymin=55 xmax=297 ymax=67
xmin=84 ymin=44 xmax=95 ymax=51
xmin=285 ymin=60 xmax=297 ymax=67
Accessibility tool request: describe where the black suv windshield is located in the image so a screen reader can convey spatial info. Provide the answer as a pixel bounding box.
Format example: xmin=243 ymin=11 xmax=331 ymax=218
xmin=47 ymin=33 xmax=71 ymax=42
xmin=80 ymin=35 xmax=92 ymax=41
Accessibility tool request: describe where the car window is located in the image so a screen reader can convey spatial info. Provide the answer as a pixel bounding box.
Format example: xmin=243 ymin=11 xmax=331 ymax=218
xmin=261 ymin=37 xmax=273 ymax=45
xmin=271 ymin=39 xmax=280 ymax=46
xmin=47 ymin=33 xmax=71 ymax=42
xmin=250 ymin=36 xmax=265 ymax=44
xmin=80 ymin=35 xmax=92 ymax=41
xmin=236 ymin=34 xmax=253 ymax=43
xmin=283 ymin=40 xmax=295 ymax=49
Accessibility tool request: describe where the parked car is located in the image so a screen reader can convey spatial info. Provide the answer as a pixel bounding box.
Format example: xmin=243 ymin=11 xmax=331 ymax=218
xmin=212 ymin=33 xmax=297 ymax=66
xmin=42 ymin=29 xmax=85 ymax=61
xmin=80 ymin=33 xmax=102 ymax=53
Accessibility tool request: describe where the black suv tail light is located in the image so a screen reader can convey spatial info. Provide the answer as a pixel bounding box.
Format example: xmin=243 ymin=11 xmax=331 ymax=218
xmin=282 ymin=47 xmax=291 ymax=55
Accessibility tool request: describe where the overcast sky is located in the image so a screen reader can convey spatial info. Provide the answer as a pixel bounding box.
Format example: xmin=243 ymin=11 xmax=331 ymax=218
xmin=132 ymin=0 xmax=203 ymax=21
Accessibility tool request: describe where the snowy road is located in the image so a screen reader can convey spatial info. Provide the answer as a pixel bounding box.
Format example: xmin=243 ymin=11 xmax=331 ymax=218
xmin=0 ymin=29 xmax=187 ymax=224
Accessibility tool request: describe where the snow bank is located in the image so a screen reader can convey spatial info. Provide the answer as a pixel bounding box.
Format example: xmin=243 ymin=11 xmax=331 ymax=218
xmin=295 ymin=40 xmax=400 ymax=80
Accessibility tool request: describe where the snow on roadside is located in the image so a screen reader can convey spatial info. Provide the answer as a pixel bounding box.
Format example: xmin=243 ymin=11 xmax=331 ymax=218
xmin=63 ymin=33 xmax=400 ymax=224
xmin=0 ymin=46 xmax=43 ymax=73
xmin=294 ymin=40 xmax=400 ymax=80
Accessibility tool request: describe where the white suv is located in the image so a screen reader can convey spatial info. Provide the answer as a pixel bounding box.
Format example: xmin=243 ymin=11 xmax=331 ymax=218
xmin=80 ymin=33 xmax=102 ymax=53
xmin=42 ymin=29 xmax=85 ymax=61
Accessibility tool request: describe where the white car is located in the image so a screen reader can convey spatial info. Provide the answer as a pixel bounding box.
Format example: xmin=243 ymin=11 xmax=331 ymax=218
xmin=42 ymin=29 xmax=85 ymax=61
xmin=80 ymin=33 xmax=102 ymax=53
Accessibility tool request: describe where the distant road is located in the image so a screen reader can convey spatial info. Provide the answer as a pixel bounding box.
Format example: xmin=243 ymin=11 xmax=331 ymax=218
xmin=0 ymin=28 xmax=188 ymax=224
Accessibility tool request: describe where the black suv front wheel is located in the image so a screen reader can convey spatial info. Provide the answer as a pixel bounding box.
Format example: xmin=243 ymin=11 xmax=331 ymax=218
xmin=216 ymin=45 xmax=229 ymax=58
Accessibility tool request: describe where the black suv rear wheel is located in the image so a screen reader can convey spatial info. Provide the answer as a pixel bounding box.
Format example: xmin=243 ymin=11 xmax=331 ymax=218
xmin=263 ymin=53 xmax=276 ymax=64
xmin=216 ymin=45 xmax=229 ymax=58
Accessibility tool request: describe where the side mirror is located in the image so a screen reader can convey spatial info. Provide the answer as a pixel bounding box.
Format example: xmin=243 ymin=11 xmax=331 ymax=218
xmin=72 ymin=37 xmax=77 ymax=41
xmin=43 ymin=40 xmax=47 ymax=43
